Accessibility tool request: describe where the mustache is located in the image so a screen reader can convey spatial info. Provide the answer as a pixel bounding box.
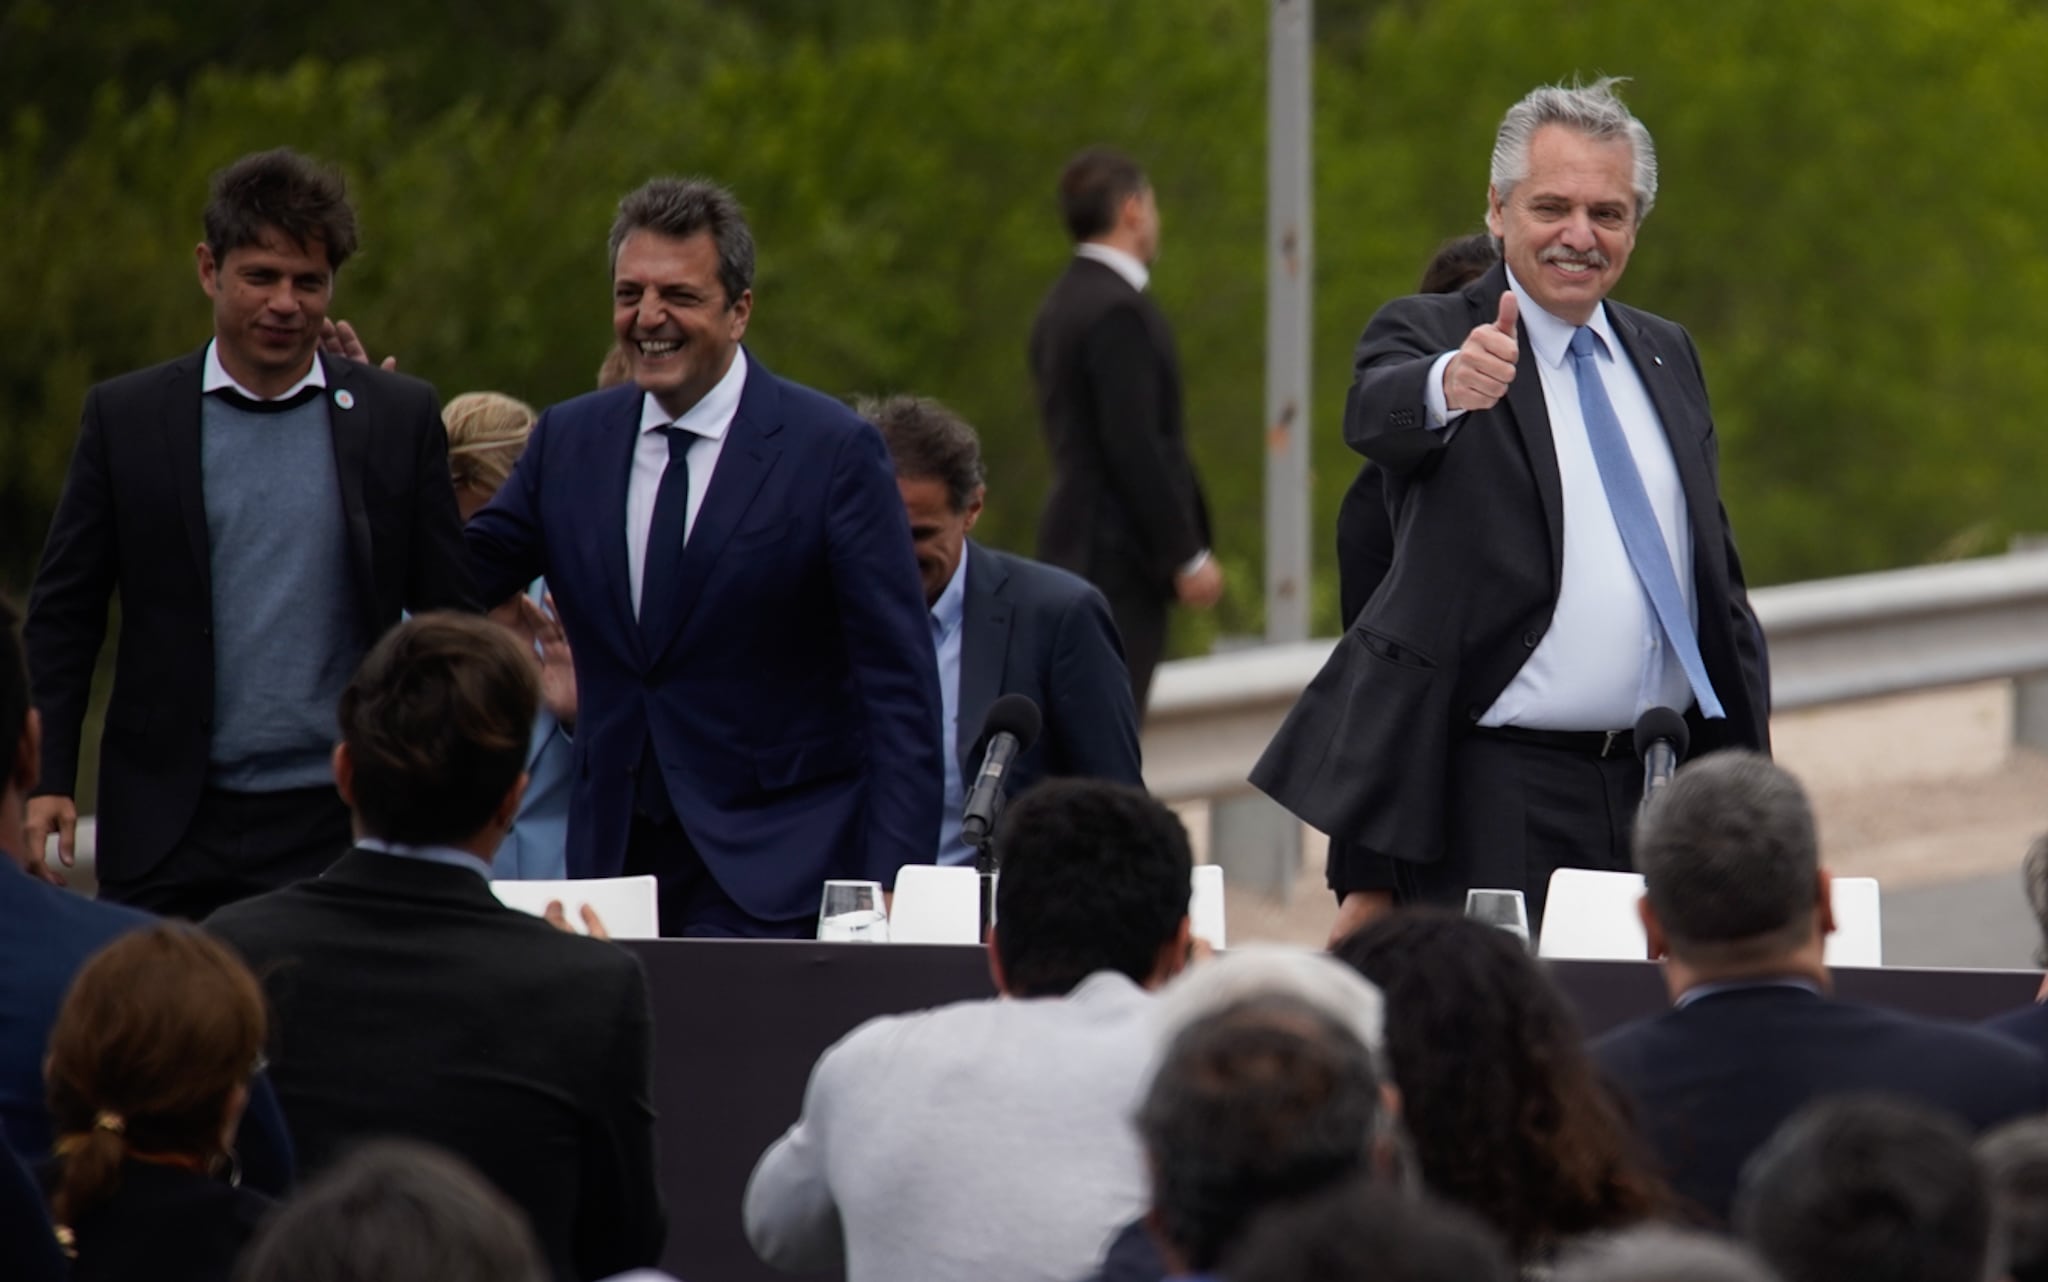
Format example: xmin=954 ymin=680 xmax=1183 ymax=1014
xmin=1539 ymin=245 xmax=1609 ymax=269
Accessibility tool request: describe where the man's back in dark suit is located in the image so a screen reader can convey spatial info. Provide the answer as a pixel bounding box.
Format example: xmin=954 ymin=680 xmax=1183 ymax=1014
xmin=206 ymin=850 xmax=665 ymax=1281
xmin=1594 ymin=985 xmax=2048 ymax=1225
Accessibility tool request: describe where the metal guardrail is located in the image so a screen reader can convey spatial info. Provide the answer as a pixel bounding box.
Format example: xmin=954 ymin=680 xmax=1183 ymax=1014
xmin=1140 ymin=549 xmax=2048 ymax=803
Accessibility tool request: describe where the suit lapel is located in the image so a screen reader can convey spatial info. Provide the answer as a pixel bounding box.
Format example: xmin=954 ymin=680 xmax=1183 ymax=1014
xmin=325 ymin=359 xmax=379 ymax=626
xmin=956 ymin=542 xmax=1011 ymax=774
xmin=647 ymin=356 xmax=782 ymax=666
xmin=1608 ymin=310 xmax=1722 ymax=588
xmin=590 ymin=388 xmax=648 ymax=667
xmin=1486 ymin=271 xmax=1565 ymax=586
xmin=164 ymin=349 xmax=212 ymax=601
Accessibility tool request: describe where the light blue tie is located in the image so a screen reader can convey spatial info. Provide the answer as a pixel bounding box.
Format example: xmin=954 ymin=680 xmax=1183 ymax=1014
xmin=1566 ymin=326 xmax=1723 ymax=719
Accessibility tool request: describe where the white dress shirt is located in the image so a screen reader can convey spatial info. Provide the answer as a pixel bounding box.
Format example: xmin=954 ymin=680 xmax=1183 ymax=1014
xmin=1425 ymin=269 xmax=1694 ymax=730
xmin=626 ymin=348 xmax=748 ymax=617
xmin=203 ymin=339 xmax=328 ymax=400
xmin=1074 ymin=241 xmax=1150 ymax=293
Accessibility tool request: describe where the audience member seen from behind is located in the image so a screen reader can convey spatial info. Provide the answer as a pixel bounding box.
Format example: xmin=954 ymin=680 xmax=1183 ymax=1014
xmin=1735 ymin=1095 xmax=2000 ymax=1282
xmin=205 ymin=614 xmax=664 ymax=1281
xmin=1333 ymin=910 xmax=1666 ymax=1264
xmin=1594 ymin=751 xmax=2048 ymax=1225
xmin=44 ymin=924 xmax=272 ymax=1282
xmin=744 ymin=778 xmax=1193 ymax=1282
xmin=1219 ymin=1179 xmax=1512 ymax=1282
xmin=1982 ymin=831 xmax=2048 ymax=1052
xmin=1115 ymin=996 xmax=1395 ymax=1282
xmin=1551 ymin=1226 xmax=1780 ymax=1282
xmin=443 ymin=390 xmax=575 ymax=881
xmin=233 ymin=1140 xmax=547 ymax=1282
xmin=1978 ymin=1117 xmax=2048 ymax=1282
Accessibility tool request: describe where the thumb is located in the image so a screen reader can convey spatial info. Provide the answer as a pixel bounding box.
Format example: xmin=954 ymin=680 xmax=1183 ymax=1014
xmin=1496 ymin=291 xmax=1520 ymax=340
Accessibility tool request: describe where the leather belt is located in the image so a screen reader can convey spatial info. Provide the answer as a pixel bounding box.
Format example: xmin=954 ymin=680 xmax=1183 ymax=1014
xmin=1471 ymin=724 xmax=1634 ymax=760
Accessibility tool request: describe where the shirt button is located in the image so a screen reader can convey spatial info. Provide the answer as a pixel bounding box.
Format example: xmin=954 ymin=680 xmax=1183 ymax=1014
xmin=1522 ymin=630 xmax=1539 ymax=648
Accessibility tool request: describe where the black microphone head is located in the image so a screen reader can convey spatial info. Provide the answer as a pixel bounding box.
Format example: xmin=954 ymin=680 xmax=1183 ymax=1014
xmin=1632 ymin=706 xmax=1691 ymax=762
xmin=978 ymin=694 xmax=1043 ymax=753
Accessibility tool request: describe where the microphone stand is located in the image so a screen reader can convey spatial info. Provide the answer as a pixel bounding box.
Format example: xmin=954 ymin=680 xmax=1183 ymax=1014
xmin=971 ymin=833 xmax=998 ymax=942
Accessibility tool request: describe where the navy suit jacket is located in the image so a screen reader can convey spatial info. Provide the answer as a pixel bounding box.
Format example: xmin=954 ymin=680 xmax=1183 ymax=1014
xmin=0 ymin=865 xmax=293 ymax=1192
xmin=1982 ymin=1000 xmax=2048 ymax=1056
xmin=465 ymin=355 xmax=943 ymax=920
xmin=957 ymin=542 xmax=1142 ymax=798
xmin=1594 ymin=985 xmax=2048 ymax=1226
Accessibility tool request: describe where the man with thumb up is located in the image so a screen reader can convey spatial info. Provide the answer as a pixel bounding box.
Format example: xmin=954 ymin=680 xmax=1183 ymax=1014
xmin=1254 ymin=78 xmax=1770 ymax=938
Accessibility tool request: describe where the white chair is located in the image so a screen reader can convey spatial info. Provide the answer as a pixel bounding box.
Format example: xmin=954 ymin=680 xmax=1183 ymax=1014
xmin=882 ymin=864 xmax=1231 ymax=948
xmin=1537 ymin=868 xmax=1882 ymax=967
xmin=490 ymin=875 xmax=661 ymax=939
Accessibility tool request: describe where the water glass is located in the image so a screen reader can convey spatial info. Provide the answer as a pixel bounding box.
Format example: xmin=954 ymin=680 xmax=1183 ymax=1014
xmin=818 ymin=880 xmax=890 ymax=943
xmin=1465 ymin=888 xmax=1532 ymax=950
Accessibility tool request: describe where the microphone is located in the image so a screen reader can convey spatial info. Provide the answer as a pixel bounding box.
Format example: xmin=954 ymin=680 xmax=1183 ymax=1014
xmin=960 ymin=694 xmax=1043 ymax=853
xmin=1633 ymin=706 xmax=1691 ymax=812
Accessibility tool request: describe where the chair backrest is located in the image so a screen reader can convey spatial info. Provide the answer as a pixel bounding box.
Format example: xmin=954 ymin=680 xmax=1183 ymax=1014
xmin=1537 ymin=868 xmax=1883 ymax=967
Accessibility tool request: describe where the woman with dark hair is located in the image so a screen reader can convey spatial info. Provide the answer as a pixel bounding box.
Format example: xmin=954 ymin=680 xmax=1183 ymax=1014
xmin=1332 ymin=911 xmax=1667 ymax=1265
xmin=43 ymin=923 xmax=273 ymax=1281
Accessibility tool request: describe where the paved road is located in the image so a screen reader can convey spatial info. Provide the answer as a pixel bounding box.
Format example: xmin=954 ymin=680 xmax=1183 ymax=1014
xmin=1886 ymin=870 xmax=2036 ymax=971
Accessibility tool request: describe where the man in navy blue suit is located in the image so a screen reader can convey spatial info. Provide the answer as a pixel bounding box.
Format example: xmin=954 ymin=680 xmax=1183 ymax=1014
xmin=465 ymin=179 xmax=942 ymax=937
xmin=1594 ymin=751 xmax=2048 ymax=1226
xmin=866 ymin=395 xmax=1142 ymax=865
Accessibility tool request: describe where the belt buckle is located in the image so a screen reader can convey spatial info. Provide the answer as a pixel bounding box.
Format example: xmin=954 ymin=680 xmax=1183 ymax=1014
xmin=1601 ymin=729 xmax=1623 ymax=759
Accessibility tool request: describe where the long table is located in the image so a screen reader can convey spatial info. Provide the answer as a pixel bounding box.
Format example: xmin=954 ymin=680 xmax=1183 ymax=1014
xmin=622 ymin=941 xmax=2041 ymax=1282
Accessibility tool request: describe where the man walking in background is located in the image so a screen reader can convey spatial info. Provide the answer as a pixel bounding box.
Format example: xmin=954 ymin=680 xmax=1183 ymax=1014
xmin=1030 ymin=147 xmax=1221 ymax=715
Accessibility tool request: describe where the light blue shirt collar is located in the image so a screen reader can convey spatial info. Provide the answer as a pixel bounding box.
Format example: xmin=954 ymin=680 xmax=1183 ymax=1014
xmin=930 ymin=549 xmax=968 ymax=640
xmin=356 ymin=836 xmax=495 ymax=884
xmin=1502 ymin=264 xmax=1619 ymax=370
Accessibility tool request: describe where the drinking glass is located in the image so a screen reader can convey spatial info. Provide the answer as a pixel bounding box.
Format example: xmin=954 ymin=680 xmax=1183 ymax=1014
xmin=817 ymin=880 xmax=890 ymax=943
xmin=1465 ymin=888 xmax=1532 ymax=950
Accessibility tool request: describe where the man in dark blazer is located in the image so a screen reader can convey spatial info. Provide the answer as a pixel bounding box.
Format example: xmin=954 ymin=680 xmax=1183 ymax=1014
xmin=207 ymin=614 xmax=665 ymax=1282
xmin=866 ymin=395 xmax=1142 ymax=864
xmin=1593 ymin=753 xmax=2048 ymax=1227
xmin=0 ymin=598 xmax=293 ymax=1190
xmin=21 ymin=148 xmax=472 ymax=917
xmin=1030 ymin=147 xmax=1221 ymax=715
xmin=1254 ymin=81 xmax=1769 ymax=936
xmin=465 ymin=179 xmax=941 ymax=937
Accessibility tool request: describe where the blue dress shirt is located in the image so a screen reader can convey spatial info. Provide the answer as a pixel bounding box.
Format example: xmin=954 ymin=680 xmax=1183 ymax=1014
xmin=931 ymin=554 xmax=971 ymax=865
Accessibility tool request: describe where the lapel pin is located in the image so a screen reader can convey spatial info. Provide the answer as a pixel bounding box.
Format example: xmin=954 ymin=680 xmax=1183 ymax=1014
xmin=1652 ymin=356 xmax=1664 ymax=367
xmin=333 ymin=389 xmax=356 ymax=410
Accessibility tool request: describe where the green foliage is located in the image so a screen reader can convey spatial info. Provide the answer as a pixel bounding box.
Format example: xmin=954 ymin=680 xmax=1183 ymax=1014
xmin=6 ymin=0 xmax=2048 ymax=653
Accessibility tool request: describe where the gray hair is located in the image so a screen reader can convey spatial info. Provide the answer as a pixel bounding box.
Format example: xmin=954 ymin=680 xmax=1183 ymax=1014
xmin=1489 ymin=77 xmax=1658 ymax=224
xmin=1150 ymin=946 xmax=1386 ymax=1077
xmin=608 ymin=177 xmax=756 ymax=307
xmin=2022 ymin=834 xmax=2048 ymax=967
xmin=1555 ymin=1226 xmax=1782 ymax=1282
xmin=1633 ymin=752 xmax=1821 ymax=962
xmin=1979 ymin=1117 xmax=2048 ymax=1282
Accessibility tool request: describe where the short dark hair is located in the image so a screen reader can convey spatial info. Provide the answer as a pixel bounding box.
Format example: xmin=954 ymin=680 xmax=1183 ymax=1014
xmin=1332 ymin=911 xmax=1667 ymax=1259
xmin=1418 ymin=233 xmax=1500 ymax=294
xmin=233 ymin=1140 xmax=547 ymax=1282
xmin=1221 ymin=1180 xmax=1513 ymax=1282
xmin=1058 ymin=147 xmax=1149 ymax=243
xmin=1735 ymin=1095 xmax=1998 ymax=1282
xmin=337 ymin=613 xmax=537 ymax=847
xmin=0 ymin=596 xmax=25 ymax=771
xmin=203 ymin=148 xmax=359 ymax=270
xmin=1633 ymin=751 xmax=1821 ymax=963
xmin=993 ymin=779 xmax=1191 ymax=997
xmin=1139 ymin=996 xmax=1385 ymax=1272
xmin=861 ymin=394 xmax=986 ymax=513
xmin=608 ymin=177 xmax=755 ymax=306
xmin=1979 ymin=1117 xmax=2048 ymax=1282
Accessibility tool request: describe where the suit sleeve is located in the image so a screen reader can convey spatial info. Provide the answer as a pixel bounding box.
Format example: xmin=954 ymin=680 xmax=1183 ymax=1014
xmin=1080 ymin=305 xmax=1206 ymax=577
xmin=1343 ymin=299 xmax=1470 ymax=475
xmin=825 ymin=424 xmax=943 ymax=886
xmin=572 ymin=954 xmax=666 ymax=1278
xmin=403 ymin=380 xmax=480 ymax=613
xmin=742 ymin=1032 xmax=857 ymax=1272
xmin=22 ymin=387 xmax=118 ymax=798
xmin=1048 ymin=585 xmax=1144 ymax=787
xmin=463 ymin=406 xmax=554 ymax=607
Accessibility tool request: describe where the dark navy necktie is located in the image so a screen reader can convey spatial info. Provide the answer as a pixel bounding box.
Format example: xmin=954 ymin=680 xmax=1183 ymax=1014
xmin=638 ymin=425 xmax=692 ymax=642
xmin=1566 ymin=326 xmax=1723 ymax=719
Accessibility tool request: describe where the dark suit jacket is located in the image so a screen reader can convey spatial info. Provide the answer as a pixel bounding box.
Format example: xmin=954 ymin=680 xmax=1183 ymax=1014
xmin=55 ymin=1158 xmax=271 ymax=1282
xmin=205 ymin=850 xmax=665 ymax=1282
xmin=464 ymin=356 xmax=943 ymax=921
xmin=1594 ymin=985 xmax=2048 ymax=1225
xmin=1030 ymin=256 xmax=1212 ymax=599
xmin=22 ymin=348 xmax=474 ymax=882
xmin=0 ymin=864 xmax=293 ymax=1193
xmin=1252 ymin=264 xmax=1770 ymax=877
xmin=1336 ymin=462 xmax=1392 ymax=630
xmin=958 ymin=542 xmax=1142 ymax=797
xmin=0 ymin=1138 xmax=62 ymax=1282
xmin=1982 ymin=1000 xmax=2048 ymax=1055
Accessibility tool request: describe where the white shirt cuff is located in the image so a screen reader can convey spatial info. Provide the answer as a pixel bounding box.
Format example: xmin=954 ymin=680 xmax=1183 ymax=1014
xmin=1179 ymin=549 xmax=1211 ymax=577
xmin=1423 ymin=351 xmax=1466 ymax=430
